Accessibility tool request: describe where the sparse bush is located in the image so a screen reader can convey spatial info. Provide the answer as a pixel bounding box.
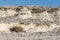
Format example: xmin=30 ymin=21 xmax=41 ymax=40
xmin=31 ymin=8 xmax=45 ymax=13
xmin=16 ymin=8 xmax=20 ymax=12
xmin=47 ymin=8 xmax=59 ymax=13
xmin=35 ymin=24 xmax=40 ymax=27
xmin=10 ymin=26 xmax=24 ymax=33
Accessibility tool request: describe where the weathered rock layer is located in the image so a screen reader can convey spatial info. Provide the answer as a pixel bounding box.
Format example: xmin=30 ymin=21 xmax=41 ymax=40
xmin=0 ymin=6 xmax=60 ymax=33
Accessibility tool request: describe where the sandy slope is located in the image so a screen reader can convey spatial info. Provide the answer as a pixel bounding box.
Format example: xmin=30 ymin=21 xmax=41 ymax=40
xmin=0 ymin=6 xmax=60 ymax=40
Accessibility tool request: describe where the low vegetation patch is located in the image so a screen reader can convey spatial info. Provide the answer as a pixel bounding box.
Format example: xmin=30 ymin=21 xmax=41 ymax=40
xmin=31 ymin=8 xmax=45 ymax=13
xmin=10 ymin=26 xmax=24 ymax=33
xmin=47 ymin=8 xmax=59 ymax=13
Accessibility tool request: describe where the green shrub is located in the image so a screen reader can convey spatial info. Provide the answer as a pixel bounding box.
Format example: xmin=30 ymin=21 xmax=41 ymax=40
xmin=10 ymin=26 xmax=24 ymax=33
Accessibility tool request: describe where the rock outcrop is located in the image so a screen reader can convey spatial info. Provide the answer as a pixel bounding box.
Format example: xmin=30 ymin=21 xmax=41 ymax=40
xmin=0 ymin=6 xmax=60 ymax=33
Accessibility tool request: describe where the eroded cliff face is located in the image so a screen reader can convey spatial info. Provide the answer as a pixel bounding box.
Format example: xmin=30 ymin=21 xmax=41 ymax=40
xmin=0 ymin=6 xmax=60 ymax=33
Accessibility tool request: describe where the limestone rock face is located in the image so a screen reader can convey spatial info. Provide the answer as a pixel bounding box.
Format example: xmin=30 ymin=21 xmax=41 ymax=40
xmin=0 ymin=6 xmax=60 ymax=33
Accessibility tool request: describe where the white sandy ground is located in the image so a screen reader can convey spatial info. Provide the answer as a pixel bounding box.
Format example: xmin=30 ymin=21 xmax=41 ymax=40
xmin=0 ymin=6 xmax=60 ymax=40
xmin=0 ymin=32 xmax=59 ymax=40
xmin=0 ymin=23 xmax=18 ymax=33
xmin=0 ymin=6 xmax=59 ymax=33
xmin=0 ymin=23 xmax=58 ymax=33
xmin=18 ymin=23 xmax=58 ymax=33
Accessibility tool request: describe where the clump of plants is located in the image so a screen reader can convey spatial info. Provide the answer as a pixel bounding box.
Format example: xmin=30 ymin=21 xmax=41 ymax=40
xmin=31 ymin=8 xmax=45 ymax=13
xmin=47 ymin=8 xmax=59 ymax=13
xmin=10 ymin=26 xmax=24 ymax=33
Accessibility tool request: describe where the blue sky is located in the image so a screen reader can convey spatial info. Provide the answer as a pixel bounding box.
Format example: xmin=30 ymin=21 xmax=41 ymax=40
xmin=0 ymin=0 xmax=60 ymax=6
